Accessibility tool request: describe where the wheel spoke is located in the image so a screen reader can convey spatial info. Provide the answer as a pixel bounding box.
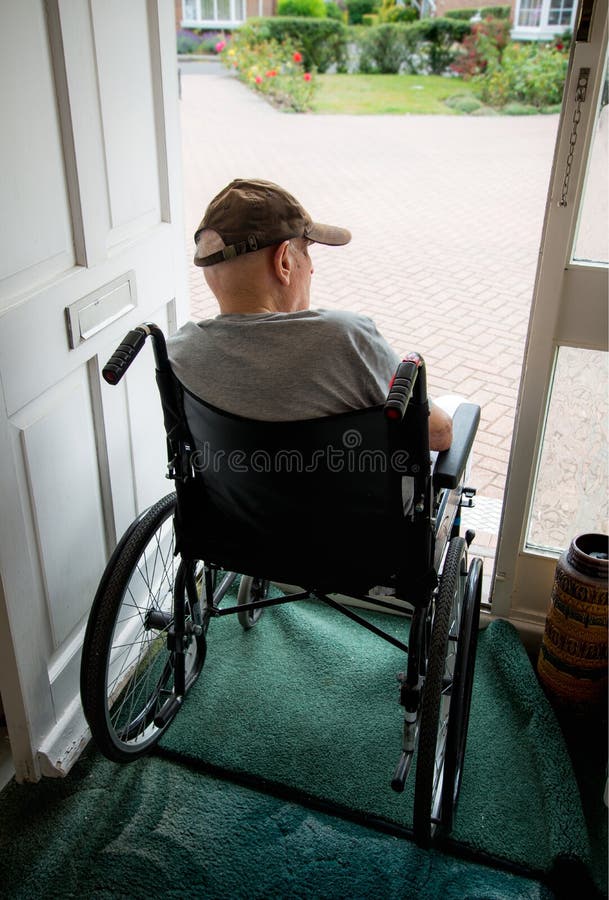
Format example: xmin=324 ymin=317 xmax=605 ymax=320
xmin=81 ymin=494 xmax=206 ymax=762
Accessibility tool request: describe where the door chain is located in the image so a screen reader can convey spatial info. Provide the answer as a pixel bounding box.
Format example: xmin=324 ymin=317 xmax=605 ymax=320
xmin=558 ymin=68 xmax=590 ymax=208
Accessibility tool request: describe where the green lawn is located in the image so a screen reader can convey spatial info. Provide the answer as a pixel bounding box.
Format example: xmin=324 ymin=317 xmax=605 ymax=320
xmin=312 ymin=73 xmax=476 ymax=115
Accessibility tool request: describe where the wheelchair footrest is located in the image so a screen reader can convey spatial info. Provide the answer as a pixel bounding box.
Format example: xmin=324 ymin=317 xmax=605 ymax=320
xmin=153 ymin=693 xmax=183 ymax=728
xmin=391 ymin=750 xmax=414 ymax=793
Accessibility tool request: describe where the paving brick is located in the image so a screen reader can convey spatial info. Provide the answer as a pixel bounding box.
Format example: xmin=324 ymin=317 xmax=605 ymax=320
xmin=180 ymin=70 xmax=559 ymax=567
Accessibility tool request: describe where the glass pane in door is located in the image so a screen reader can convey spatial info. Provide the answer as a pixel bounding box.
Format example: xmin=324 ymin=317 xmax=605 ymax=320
xmin=527 ymin=346 xmax=608 ymax=554
xmin=572 ymin=55 xmax=609 ymax=265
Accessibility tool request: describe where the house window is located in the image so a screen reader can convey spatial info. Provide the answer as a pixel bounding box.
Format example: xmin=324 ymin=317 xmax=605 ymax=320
xmin=517 ymin=0 xmax=542 ymax=28
xmin=513 ymin=0 xmax=577 ymax=37
xmin=181 ymin=0 xmax=246 ymax=26
xmin=547 ymin=0 xmax=574 ymax=27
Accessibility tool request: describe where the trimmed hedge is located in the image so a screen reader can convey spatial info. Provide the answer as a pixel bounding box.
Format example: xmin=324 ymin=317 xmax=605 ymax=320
xmin=277 ymin=0 xmax=327 ymax=17
xmin=239 ymin=17 xmax=348 ymax=72
xmin=445 ymin=5 xmax=511 ymax=20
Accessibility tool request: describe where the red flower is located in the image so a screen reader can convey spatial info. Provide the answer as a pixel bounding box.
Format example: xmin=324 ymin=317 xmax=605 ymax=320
xmin=293 ymin=51 xmax=302 ymax=63
xmin=303 ymin=72 xmax=312 ymax=82
xmin=215 ymin=40 xmax=226 ymax=53
xmin=556 ymin=41 xmax=564 ymax=50
xmin=266 ymin=69 xmax=277 ymax=77
xmin=255 ymin=75 xmax=263 ymax=84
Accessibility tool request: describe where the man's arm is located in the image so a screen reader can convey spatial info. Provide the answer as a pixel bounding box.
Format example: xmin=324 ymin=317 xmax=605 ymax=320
xmin=429 ymin=400 xmax=453 ymax=451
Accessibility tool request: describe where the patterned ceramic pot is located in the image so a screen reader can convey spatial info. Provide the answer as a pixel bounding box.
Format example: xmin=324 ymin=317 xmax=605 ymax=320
xmin=537 ymin=533 xmax=608 ymax=706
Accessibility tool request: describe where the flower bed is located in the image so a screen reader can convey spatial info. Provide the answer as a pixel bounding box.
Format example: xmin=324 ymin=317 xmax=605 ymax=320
xmin=221 ymin=35 xmax=317 ymax=112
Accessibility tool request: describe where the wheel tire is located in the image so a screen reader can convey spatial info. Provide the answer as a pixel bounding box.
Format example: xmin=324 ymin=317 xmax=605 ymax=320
xmin=441 ymin=555 xmax=482 ymax=831
xmin=237 ymin=575 xmax=268 ymax=630
xmin=80 ymin=492 xmax=206 ymax=762
xmin=413 ymin=536 xmax=467 ymax=845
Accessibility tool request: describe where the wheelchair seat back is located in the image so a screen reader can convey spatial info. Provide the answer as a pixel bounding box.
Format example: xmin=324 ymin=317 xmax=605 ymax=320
xmin=173 ymin=385 xmax=434 ymax=596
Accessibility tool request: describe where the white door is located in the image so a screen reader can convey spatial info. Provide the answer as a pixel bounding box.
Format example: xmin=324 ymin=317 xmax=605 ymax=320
xmin=494 ymin=0 xmax=608 ymax=634
xmin=0 ymin=0 xmax=187 ymax=781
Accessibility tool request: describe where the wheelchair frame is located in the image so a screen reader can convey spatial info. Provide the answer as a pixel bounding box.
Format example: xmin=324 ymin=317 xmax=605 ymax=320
xmin=80 ymin=322 xmax=483 ymax=845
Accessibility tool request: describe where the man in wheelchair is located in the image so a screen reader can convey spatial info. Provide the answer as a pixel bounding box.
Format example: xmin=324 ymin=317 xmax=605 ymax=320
xmin=81 ymin=178 xmax=483 ymax=846
xmin=168 ymin=178 xmax=454 ymax=453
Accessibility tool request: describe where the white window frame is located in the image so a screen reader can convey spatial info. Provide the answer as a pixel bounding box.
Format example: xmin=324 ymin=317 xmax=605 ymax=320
xmin=512 ymin=0 xmax=578 ymax=41
xmin=181 ymin=0 xmax=247 ymax=30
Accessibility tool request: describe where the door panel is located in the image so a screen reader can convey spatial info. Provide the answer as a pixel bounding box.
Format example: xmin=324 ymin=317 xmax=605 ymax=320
xmin=18 ymin=374 xmax=107 ymax=647
xmin=0 ymin=0 xmax=74 ymax=304
xmin=0 ymin=0 xmax=187 ymax=781
xmin=91 ymin=0 xmax=162 ymax=239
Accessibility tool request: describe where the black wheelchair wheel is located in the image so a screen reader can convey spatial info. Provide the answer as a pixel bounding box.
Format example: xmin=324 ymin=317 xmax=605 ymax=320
xmin=237 ymin=575 xmax=268 ymax=630
xmin=80 ymin=492 xmax=206 ymax=762
xmin=441 ymin=556 xmax=482 ymax=831
xmin=413 ymin=536 xmax=467 ymax=845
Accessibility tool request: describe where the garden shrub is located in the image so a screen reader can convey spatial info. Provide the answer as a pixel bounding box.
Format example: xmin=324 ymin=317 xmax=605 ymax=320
xmin=483 ymin=6 xmax=512 ymax=17
xmin=277 ymin=0 xmax=327 ymax=17
xmin=451 ymin=16 xmax=511 ymax=77
xmin=177 ymin=29 xmax=202 ymax=54
xmin=240 ymin=17 xmax=348 ymax=72
xmin=377 ymin=0 xmax=417 ymax=24
xmin=445 ymin=93 xmax=482 ymax=113
xmin=503 ymin=101 xmax=539 ymax=115
xmin=177 ymin=28 xmax=232 ymax=54
xmin=357 ymin=23 xmax=415 ymax=73
xmin=346 ymin=0 xmax=378 ymax=26
xmin=407 ymin=18 xmax=472 ymax=74
xmin=355 ymin=18 xmax=469 ymax=74
xmin=477 ymin=42 xmax=568 ymax=107
xmin=221 ymin=34 xmax=317 ymax=111
xmin=325 ymin=1 xmax=347 ymax=21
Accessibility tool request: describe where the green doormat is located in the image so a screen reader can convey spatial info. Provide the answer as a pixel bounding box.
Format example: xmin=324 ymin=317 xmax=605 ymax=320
xmin=0 ymin=751 xmax=555 ymax=899
xmin=157 ymin=602 xmax=593 ymax=883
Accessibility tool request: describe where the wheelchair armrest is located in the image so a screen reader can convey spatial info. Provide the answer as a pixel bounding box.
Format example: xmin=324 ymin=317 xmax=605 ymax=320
xmin=433 ymin=403 xmax=481 ymax=490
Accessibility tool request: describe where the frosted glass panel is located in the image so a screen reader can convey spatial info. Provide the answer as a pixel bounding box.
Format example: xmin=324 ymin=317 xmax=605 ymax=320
xmin=527 ymin=347 xmax=608 ymax=553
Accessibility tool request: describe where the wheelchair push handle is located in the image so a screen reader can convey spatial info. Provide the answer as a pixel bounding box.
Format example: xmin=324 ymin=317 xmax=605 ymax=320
xmin=102 ymin=323 xmax=169 ymax=385
xmin=384 ymin=354 xmax=426 ymax=422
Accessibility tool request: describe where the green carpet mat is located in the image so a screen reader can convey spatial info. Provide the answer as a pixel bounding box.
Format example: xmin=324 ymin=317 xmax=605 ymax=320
xmin=0 ymin=750 xmax=557 ymax=899
xmin=157 ymin=602 xmax=594 ymax=884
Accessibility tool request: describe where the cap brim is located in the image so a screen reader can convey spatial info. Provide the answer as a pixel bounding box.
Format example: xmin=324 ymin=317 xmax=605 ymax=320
xmin=306 ymin=222 xmax=351 ymax=246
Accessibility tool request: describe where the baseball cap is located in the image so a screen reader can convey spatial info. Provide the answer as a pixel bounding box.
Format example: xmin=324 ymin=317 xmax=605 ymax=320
xmin=193 ymin=178 xmax=351 ymax=267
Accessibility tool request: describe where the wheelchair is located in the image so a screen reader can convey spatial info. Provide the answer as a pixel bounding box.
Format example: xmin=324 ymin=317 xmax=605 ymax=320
xmin=80 ymin=322 xmax=483 ymax=845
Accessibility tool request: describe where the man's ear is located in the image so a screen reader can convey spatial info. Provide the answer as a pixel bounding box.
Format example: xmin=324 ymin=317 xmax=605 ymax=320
xmin=273 ymin=240 xmax=291 ymax=286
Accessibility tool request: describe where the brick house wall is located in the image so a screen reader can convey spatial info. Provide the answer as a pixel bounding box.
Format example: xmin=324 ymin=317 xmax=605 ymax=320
xmin=246 ymin=0 xmax=277 ymax=17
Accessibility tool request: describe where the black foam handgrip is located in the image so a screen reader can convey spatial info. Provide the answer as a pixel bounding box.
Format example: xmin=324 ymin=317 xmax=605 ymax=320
xmin=102 ymin=328 xmax=147 ymax=385
xmin=384 ymin=360 xmax=419 ymax=422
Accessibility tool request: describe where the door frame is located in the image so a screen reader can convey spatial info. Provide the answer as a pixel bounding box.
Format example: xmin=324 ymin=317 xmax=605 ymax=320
xmin=493 ymin=0 xmax=608 ymax=629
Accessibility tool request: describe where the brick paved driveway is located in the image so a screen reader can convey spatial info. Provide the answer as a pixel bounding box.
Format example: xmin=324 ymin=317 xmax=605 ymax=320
xmin=179 ymin=66 xmax=559 ymax=557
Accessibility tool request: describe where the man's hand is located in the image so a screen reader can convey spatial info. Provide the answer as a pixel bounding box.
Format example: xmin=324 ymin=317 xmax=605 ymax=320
xmin=429 ymin=402 xmax=453 ymax=451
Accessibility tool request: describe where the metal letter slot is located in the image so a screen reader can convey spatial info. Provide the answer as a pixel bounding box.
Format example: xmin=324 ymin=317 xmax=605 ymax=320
xmin=65 ymin=272 xmax=137 ymax=349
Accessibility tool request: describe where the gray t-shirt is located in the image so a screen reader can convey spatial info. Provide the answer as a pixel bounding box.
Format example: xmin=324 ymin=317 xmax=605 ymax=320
xmin=167 ymin=309 xmax=400 ymax=420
